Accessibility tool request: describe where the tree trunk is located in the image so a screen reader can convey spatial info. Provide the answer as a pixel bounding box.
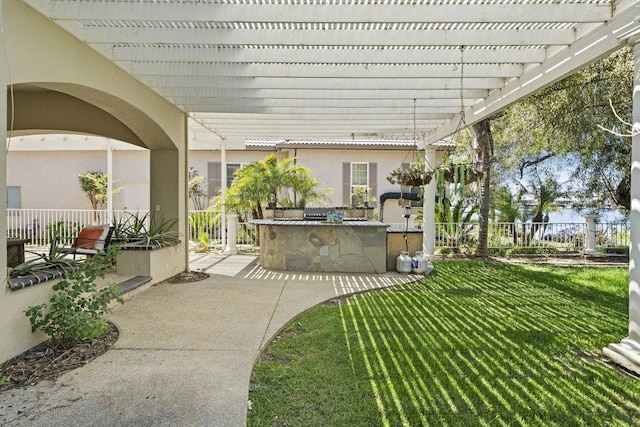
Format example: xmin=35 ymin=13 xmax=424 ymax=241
xmin=473 ymin=119 xmax=494 ymax=258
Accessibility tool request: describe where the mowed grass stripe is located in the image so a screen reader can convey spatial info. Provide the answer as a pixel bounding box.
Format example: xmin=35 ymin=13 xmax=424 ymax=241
xmin=249 ymin=260 xmax=640 ymax=426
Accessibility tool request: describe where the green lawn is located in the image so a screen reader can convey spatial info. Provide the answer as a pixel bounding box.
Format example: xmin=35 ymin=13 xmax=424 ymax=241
xmin=248 ymin=260 xmax=640 ymax=426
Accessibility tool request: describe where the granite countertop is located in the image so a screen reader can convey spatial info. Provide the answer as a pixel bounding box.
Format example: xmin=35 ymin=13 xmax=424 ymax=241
xmin=386 ymin=227 xmax=424 ymax=233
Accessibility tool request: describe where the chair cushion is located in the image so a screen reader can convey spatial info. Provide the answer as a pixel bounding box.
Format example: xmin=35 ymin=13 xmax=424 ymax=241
xmin=84 ymin=224 xmax=111 ymax=250
xmin=73 ymin=227 xmax=105 ymax=249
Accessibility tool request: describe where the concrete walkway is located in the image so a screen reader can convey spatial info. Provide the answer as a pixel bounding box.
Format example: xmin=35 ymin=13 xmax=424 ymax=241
xmin=0 ymin=253 xmax=423 ymax=427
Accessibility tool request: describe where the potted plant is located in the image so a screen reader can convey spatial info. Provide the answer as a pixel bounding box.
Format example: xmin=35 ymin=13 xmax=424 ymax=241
xmin=349 ymin=186 xmax=376 ymax=219
xmin=387 ymin=162 xmax=434 ymax=186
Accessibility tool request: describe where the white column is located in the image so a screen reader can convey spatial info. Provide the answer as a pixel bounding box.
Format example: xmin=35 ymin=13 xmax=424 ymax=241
xmin=223 ymin=213 xmax=238 ymax=254
xmin=106 ymin=143 xmax=114 ymax=222
xmin=604 ymin=37 xmax=640 ymax=373
xmin=583 ymin=214 xmax=598 ymax=254
xmin=0 ymin=12 xmax=8 ymax=282
xmin=422 ymin=146 xmax=436 ymax=257
xmin=220 ymin=143 xmax=227 ymax=250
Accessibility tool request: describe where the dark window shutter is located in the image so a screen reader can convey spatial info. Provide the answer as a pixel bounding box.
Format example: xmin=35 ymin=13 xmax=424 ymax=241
xmin=342 ymin=162 xmax=351 ymax=206
xmin=368 ymin=162 xmax=377 ymax=206
xmin=207 ymin=162 xmax=222 ymax=198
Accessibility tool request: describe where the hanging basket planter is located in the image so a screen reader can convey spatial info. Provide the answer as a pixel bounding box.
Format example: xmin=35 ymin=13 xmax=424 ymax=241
xmin=387 ymin=164 xmax=434 ymax=186
xmin=440 ymin=163 xmax=483 ymax=185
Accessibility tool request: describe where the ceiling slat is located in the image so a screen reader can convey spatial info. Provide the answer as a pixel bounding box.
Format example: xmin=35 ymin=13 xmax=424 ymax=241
xmin=19 ymin=0 xmax=636 ymax=143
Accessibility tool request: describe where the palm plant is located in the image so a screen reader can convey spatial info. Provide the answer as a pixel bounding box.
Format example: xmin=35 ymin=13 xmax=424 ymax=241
xmin=519 ymin=174 xmax=561 ymax=245
xmin=435 ymin=197 xmax=479 ymax=252
xmin=492 ymin=186 xmax=523 ymax=245
xmin=225 ymin=154 xmax=328 ymax=218
xmin=291 ymin=173 xmax=332 ymax=208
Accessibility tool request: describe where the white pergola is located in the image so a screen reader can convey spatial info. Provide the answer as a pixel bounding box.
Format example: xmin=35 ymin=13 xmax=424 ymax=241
xmin=12 ymin=0 xmax=640 ymax=373
xmin=20 ymin=0 xmax=640 ymax=147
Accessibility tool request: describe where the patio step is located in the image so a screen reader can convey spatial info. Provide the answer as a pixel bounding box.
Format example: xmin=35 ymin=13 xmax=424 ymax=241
xmin=115 ymin=275 xmax=153 ymax=299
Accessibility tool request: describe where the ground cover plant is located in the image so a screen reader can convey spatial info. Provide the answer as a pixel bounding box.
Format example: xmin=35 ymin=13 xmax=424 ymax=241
xmin=248 ymin=260 xmax=640 ymax=426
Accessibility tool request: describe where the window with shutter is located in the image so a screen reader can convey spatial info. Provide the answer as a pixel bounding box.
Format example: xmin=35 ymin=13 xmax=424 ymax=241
xmin=207 ymin=162 xmax=221 ymax=198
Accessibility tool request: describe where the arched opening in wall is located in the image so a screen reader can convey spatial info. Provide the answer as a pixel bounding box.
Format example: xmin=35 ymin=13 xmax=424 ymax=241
xmin=4 ymin=83 xmax=180 ymax=245
xmin=7 ymin=83 xmax=174 ymax=150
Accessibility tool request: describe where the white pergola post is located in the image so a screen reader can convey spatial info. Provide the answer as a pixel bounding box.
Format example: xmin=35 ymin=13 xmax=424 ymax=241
xmin=0 ymin=10 xmax=8 ymax=283
xmin=106 ymin=143 xmax=114 ymax=223
xmin=603 ymin=37 xmax=640 ymax=373
xmin=223 ymin=213 xmax=239 ymax=254
xmin=220 ymin=143 xmax=227 ymax=250
xmin=422 ymin=146 xmax=436 ymax=257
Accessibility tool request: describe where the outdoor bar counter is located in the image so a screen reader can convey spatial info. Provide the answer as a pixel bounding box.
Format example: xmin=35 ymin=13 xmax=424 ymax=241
xmin=252 ymin=219 xmax=387 ymax=273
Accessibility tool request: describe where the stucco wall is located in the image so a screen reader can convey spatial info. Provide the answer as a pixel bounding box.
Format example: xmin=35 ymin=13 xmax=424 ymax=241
xmin=7 ymin=150 xmax=150 ymax=210
xmin=1 ymin=0 xmax=188 ymax=365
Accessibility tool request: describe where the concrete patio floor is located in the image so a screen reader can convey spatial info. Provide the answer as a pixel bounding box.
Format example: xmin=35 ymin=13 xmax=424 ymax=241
xmin=0 ymin=253 xmax=424 ymax=427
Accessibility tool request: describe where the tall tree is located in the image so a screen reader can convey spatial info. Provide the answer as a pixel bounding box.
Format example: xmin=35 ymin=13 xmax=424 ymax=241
xmin=473 ymin=119 xmax=494 ymax=258
xmin=493 ymin=46 xmax=633 ymax=211
xmin=78 ymin=171 xmax=122 ymax=211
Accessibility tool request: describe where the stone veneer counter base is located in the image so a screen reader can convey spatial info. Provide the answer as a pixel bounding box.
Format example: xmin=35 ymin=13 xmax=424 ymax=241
xmin=253 ymin=219 xmax=387 ymax=273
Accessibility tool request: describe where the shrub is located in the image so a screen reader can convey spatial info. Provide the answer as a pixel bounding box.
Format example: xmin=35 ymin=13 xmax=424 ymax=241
xmin=24 ymin=248 xmax=123 ymax=348
xmin=505 ymin=246 xmax=562 ymax=255
xmin=599 ymin=246 xmax=629 ymax=255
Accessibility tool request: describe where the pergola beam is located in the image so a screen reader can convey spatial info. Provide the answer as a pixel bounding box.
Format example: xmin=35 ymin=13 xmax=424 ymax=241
xmin=146 ymin=77 xmax=504 ymax=91
xmin=107 ymin=45 xmax=548 ymax=65
xmin=167 ymin=88 xmax=488 ymax=103
xmin=425 ymin=1 xmax=640 ymax=143
xmin=194 ymin=113 xmax=453 ymax=121
xmin=50 ymin=3 xmax=609 ymax=24
xmin=83 ymin=27 xmax=576 ymax=47
xmin=128 ymin=63 xmax=523 ymax=78
xmin=188 ymin=98 xmax=474 ymax=109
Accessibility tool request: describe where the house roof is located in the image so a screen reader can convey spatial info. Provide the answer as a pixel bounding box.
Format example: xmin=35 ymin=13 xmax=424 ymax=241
xmin=24 ymin=0 xmax=640 ymax=147
xmin=246 ymin=138 xmax=456 ymax=151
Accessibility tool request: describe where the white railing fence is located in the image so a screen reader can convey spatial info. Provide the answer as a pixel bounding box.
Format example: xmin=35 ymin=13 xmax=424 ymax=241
xmin=433 ymin=221 xmax=629 ymax=252
xmin=188 ymin=210 xmax=257 ymax=249
xmin=7 ymin=209 xmax=148 ymax=247
xmin=8 ymin=209 xmax=258 ymax=250
xmin=386 ymin=220 xmax=630 ymax=252
xmin=7 ymin=209 xmax=628 ymax=253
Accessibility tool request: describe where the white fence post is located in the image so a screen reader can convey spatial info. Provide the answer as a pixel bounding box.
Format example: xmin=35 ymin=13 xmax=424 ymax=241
xmin=584 ymin=215 xmax=599 ymax=254
xmin=224 ymin=213 xmax=238 ymax=254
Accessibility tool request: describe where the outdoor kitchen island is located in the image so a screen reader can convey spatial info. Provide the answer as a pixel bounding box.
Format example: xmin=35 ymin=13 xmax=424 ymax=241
xmin=252 ymin=219 xmax=387 ymax=273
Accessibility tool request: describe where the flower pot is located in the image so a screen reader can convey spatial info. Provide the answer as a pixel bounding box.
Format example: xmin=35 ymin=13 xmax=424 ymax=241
xmin=398 ymin=175 xmax=432 ymax=186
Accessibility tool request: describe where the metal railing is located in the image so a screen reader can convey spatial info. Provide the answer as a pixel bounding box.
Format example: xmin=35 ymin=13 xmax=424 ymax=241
xmin=6 ymin=209 xmax=145 ymax=247
xmin=433 ymin=221 xmax=630 ymax=252
xmin=7 ymin=209 xmax=258 ymax=251
xmin=386 ymin=220 xmax=630 ymax=252
xmin=188 ymin=210 xmax=258 ymax=249
xmin=7 ymin=209 xmax=628 ymax=253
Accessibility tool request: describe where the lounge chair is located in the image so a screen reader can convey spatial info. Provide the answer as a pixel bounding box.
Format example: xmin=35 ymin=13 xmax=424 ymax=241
xmin=57 ymin=224 xmax=114 ymax=259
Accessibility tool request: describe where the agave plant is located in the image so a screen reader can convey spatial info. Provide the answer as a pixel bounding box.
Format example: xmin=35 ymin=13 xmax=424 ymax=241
xmin=112 ymin=211 xmax=180 ymax=248
xmin=9 ymin=240 xmax=82 ymax=279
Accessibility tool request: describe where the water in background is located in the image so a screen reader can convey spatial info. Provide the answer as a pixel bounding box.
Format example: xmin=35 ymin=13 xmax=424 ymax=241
xmin=548 ymin=208 xmax=627 ymax=223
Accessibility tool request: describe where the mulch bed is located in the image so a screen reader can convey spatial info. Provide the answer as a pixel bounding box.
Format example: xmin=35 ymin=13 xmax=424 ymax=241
xmin=165 ymin=271 xmax=210 ymax=283
xmin=0 ymin=323 xmax=119 ymax=392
